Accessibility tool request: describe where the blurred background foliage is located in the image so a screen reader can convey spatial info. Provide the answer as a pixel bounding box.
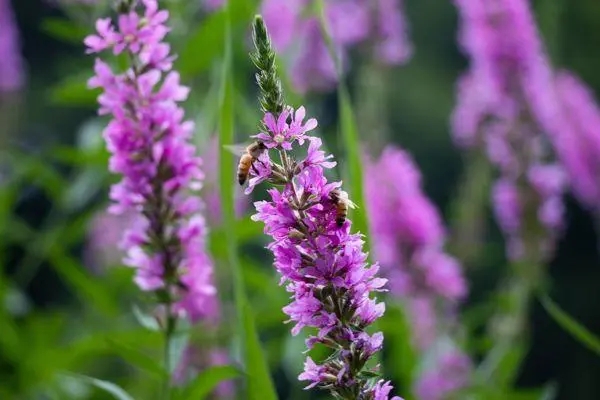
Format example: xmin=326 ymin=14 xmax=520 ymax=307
xmin=2 ymin=0 xmax=600 ymax=399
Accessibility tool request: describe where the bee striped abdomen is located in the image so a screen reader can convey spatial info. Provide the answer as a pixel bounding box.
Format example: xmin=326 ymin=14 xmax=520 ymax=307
xmin=237 ymin=154 xmax=253 ymax=185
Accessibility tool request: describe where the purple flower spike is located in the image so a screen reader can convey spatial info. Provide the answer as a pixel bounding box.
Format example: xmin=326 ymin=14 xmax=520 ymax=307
xmin=0 ymin=0 xmax=26 ymax=91
xmin=364 ymin=145 xmax=471 ymax=397
xmin=86 ymin=0 xmax=216 ymax=321
xmin=261 ymin=0 xmax=413 ymax=93
xmin=248 ymin=15 xmax=401 ymax=398
xmin=452 ymin=0 xmax=567 ymax=262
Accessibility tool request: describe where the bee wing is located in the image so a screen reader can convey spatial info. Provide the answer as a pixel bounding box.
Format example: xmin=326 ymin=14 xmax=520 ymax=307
xmin=223 ymin=143 xmax=248 ymax=157
xmin=347 ymin=199 xmax=359 ymax=209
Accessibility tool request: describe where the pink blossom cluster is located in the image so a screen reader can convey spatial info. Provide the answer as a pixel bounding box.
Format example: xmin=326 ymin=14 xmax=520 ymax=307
xmin=553 ymin=72 xmax=600 ymax=214
xmin=248 ymin=106 xmax=401 ymax=398
xmin=414 ymin=348 xmax=472 ymax=400
xmin=451 ymin=0 xmax=567 ymax=261
xmin=261 ymin=0 xmax=412 ymax=93
xmin=85 ymin=0 xmax=216 ymax=321
xmin=364 ymin=146 xmax=471 ymax=398
xmin=0 ymin=0 xmax=25 ymax=91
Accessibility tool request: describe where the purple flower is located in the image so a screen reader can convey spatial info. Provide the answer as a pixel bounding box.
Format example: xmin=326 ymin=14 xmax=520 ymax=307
xmin=364 ymin=145 xmax=470 ymax=397
xmin=0 ymin=0 xmax=26 ymax=91
xmin=86 ymin=0 xmax=216 ymax=321
xmin=375 ymin=0 xmax=413 ymax=65
xmin=247 ymin=105 xmax=400 ymax=397
xmin=553 ymin=71 xmax=600 ymax=213
xmin=261 ymin=0 xmax=413 ymax=93
xmin=253 ymin=107 xmax=317 ymax=150
xmin=452 ymin=0 xmax=567 ymax=262
xmin=202 ymin=0 xmax=225 ymax=11
xmin=415 ymin=348 xmax=472 ymax=400
xmin=364 ymin=146 xmax=464 ymax=301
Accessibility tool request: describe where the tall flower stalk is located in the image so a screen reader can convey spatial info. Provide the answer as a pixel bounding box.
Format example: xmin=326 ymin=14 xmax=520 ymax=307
xmin=260 ymin=0 xmax=412 ymax=93
xmin=245 ymin=16 xmax=401 ymax=399
xmin=365 ymin=146 xmax=471 ymax=399
xmin=451 ymin=0 xmax=567 ymax=380
xmin=0 ymin=0 xmax=25 ymax=92
xmin=85 ymin=0 xmax=216 ymax=393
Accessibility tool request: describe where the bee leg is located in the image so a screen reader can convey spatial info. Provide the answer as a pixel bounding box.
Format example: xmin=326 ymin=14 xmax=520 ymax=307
xmin=251 ymin=163 xmax=261 ymax=175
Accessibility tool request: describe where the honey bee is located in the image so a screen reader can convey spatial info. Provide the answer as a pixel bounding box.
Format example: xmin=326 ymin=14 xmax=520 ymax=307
xmin=226 ymin=141 xmax=268 ymax=185
xmin=329 ymin=189 xmax=357 ymax=227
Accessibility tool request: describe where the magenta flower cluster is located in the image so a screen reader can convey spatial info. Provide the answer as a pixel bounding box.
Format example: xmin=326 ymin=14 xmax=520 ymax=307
xmin=0 ymin=0 xmax=25 ymax=91
xmin=452 ymin=0 xmax=567 ymax=261
xmin=85 ymin=0 xmax=216 ymax=321
xmin=553 ymin=72 xmax=600 ymax=215
xmin=365 ymin=146 xmax=470 ymax=398
xmin=261 ymin=0 xmax=412 ymax=93
xmin=248 ymin=106 xmax=401 ymax=398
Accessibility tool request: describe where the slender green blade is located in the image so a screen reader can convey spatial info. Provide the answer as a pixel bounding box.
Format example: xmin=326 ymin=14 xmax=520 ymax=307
xmin=539 ymin=294 xmax=600 ymax=356
xmin=218 ymin=3 xmax=277 ymax=399
xmin=180 ymin=365 xmax=241 ymax=400
xmin=64 ymin=374 xmax=135 ymax=400
xmin=314 ymin=0 xmax=370 ymax=246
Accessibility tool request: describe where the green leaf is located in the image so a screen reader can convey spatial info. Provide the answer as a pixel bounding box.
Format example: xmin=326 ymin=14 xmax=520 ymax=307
xmin=380 ymin=303 xmax=417 ymax=400
xmin=105 ymin=338 xmax=165 ymax=378
xmin=41 ymin=17 xmax=88 ymax=44
xmin=168 ymin=319 xmax=191 ymax=375
xmin=65 ymin=374 xmax=135 ymax=400
xmin=475 ymin=340 xmax=527 ymax=389
xmin=178 ymin=11 xmax=226 ymax=78
xmin=539 ymin=294 xmax=600 ymax=356
xmin=132 ymin=305 xmax=160 ymax=331
xmin=49 ymin=71 xmax=99 ymax=106
xmin=180 ymin=365 xmax=240 ymax=400
xmin=217 ymin=2 xmax=277 ymax=399
xmin=47 ymin=247 xmax=119 ymax=317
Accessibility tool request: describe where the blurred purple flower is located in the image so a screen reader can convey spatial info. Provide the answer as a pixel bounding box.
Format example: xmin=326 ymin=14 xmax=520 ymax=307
xmin=261 ymin=0 xmax=412 ymax=93
xmin=202 ymin=0 xmax=225 ymax=11
xmin=173 ymin=347 xmax=235 ymax=398
xmin=248 ymin=107 xmax=400 ymax=398
xmin=85 ymin=0 xmax=216 ymax=320
xmin=364 ymin=145 xmax=471 ymax=398
xmin=553 ymin=71 xmax=600 ymax=213
xmin=452 ymin=0 xmax=567 ymax=262
xmin=365 ymin=146 xmax=466 ymax=303
xmin=0 ymin=0 xmax=26 ymax=91
xmin=415 ymin=349 xmax=472 ymax=400
xmin=85 ymin=209 xmax=138 ymax=272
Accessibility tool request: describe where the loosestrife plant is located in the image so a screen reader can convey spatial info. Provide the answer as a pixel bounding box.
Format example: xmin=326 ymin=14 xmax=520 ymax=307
xmin=0 ymin=0 xmax=25 ymax=91
xmin=245 ymin=16 xmax=401 ymax=400
xmin=260 ymin=0 xmax=412 ymax=93
xmin=85 ymin=0 xmax=216 ymax=381
xmin=365 ymin=146 xmax=471 ymax=399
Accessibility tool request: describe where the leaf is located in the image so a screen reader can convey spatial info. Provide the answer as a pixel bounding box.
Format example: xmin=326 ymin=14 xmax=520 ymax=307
xmin=47 ymin=247 xmax=119 ymax=317
xmin=49 ymin=71 xmax=99 ymax=106
xmin=105 ymin=338 xmax=165 ymax=378
xmin=65 ymin=374 xmax=135 ymax=400
xmin=475 ymin=340 xmax=527 ymax=389
xmin=180 ymin=365 xmax=240 ymax=400
xmin=380 ymin=303 xmax=417 ymax=400
xmin=178 ymin=11 xmax=227 ymax=78
xmin=168 ymin=318 xmax=191 ymax=375
xmin=217 ymin=2 xmax=277 ymax=399
xmin=41 ymin=17 xmax=88 ymax=44
xmin=132 ymin=305 xmax=160 ymax=331
xmin=539 ymin=294 xmax=600 ymax=356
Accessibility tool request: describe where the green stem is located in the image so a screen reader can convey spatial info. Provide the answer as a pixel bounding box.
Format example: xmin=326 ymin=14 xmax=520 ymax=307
xmin=161 ymin=290 xmax=177 ymax=400
xmin=447 ymin=149 xmax=493 ymax=266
